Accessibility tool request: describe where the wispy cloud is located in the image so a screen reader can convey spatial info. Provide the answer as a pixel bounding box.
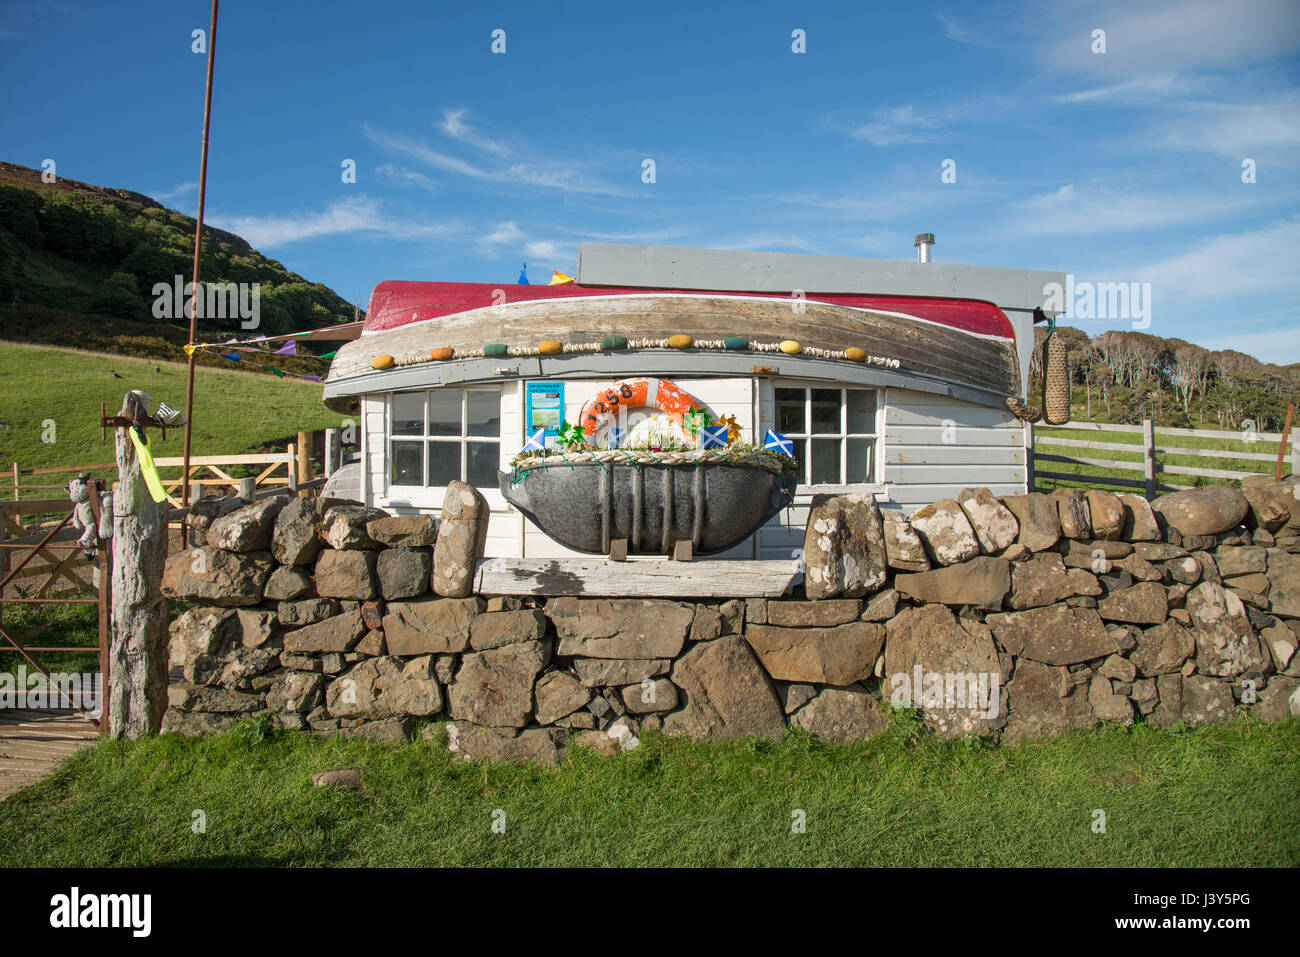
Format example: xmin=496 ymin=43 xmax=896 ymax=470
xmin=439 ymin=109 xmax=509 ymax=157
xmin=1004 ymin=183 xmax=1278 ymax=237
xmin=935 ymin=11 xmax=997 ymax=47
xmin=842 ymin=104 xmax=946 ymax=146
xmin=1134 ymin=216 xmax=1300 ymax=302
xmin=363 ymin=120 xmax=631 ymax=197
xmin=210 ymin=195 xmax=455 ymax=248
xmin=152 ymin=181 xmax=197 ymax=204
xmin=374 ymin=163 xmax=439 ymax=192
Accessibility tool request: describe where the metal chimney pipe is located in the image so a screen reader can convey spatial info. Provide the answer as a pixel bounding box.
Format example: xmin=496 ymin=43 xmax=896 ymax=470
xmin=914 ymin=233 xmax=934 ymax=263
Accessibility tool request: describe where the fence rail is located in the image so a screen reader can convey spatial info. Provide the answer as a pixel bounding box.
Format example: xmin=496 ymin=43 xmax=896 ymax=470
xmin=1028 ymin=418 xmax=1299 ymax=498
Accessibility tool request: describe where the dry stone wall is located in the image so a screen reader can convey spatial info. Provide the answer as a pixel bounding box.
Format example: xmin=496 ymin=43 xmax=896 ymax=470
xmin=160 ymin=477 xmax=1300 ymax=764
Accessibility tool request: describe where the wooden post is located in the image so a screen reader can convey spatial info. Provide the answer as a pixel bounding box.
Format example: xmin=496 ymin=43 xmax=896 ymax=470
xmin=238 ymin=477 xmax=255 ymax=501
xmin=296 ymin=431 xmax=312 ymax=496
xmin=324 ymin=428 xmax=340 ymax=477
xmin=0 ymin=503 xmax=7 ymax=621
xmin=11 ymin=462 xmax=18 ymax=501
xmin=1277 ymin=403 xmax=1295 ymax=482
xmin=88 ymin=479 xmax=111 ymax=736
xmin=286 ymin=443 xmax=299 ymax=494
xmin=1142 ymin=418 xmax=1156 ymax=499
xmin=1024 ymin=421 xmax=1035 ymax=494
xmin=109 ymin=393 xmax=169 ymax=739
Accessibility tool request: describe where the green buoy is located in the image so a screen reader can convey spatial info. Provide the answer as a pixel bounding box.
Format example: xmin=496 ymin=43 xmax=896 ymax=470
xmin=601 ymin=336 xmax=629 ymax=350
xmin=484 ymin=343 xmax=509 ymax=357
xmin=723 ymin=336 xmax=748 ymax=350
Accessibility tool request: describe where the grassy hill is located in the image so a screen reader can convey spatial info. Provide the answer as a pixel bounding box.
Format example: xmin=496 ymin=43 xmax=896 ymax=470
xmin=0 ymin=160 xmax=358 ymax=373
xmin=0 ymin=342 xmax=339 ymax=473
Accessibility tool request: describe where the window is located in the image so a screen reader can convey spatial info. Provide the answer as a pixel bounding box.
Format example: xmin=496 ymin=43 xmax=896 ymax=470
xmin=389 ymin=388 xmax=501 ymax=488
xmin=774 ymin=385 xmax=880 ymax=485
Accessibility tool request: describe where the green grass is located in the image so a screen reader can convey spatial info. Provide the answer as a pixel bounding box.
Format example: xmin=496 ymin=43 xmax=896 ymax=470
xmin=0 ymin=341 xmax=339 ymax=477
xmin=1 ymin=715 xmax=1296 ymax=866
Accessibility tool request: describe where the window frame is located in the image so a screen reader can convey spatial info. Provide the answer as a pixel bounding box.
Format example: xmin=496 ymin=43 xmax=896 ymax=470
xmin=386 ymin=386 xmax=503 ymax=493
xmin=772 ymin=382 xmax=883 ymax=489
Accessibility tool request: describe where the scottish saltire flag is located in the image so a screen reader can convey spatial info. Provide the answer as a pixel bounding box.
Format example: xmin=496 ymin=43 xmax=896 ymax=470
xmin=700 ymin=424 xmax=729 ymax=450
xmin=763 ymin=429 xmax=794 ymax=456
xmin=609 ymin=427 xmax=628 ymax=449
xmin=522 ymin=428 xmax=547 ymax=452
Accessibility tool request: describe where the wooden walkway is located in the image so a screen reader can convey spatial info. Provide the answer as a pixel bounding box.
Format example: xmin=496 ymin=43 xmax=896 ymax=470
xmin=0 ymin=709 xmax=101 ymax=801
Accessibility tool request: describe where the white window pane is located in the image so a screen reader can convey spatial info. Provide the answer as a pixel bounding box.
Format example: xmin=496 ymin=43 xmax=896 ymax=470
xmin=427 ymin=442 xmax=461 ymax=486
xmin=428 ymin=390 xmax=461 ymax=436
xmin=811 ymin=438 xmax=840 ymax=484
xmin=846 ymin=390 xmax=877 ymax=434
xmin=391 ymin=393 xmax=424 ymax=436
xmin=467 ymin=391 xmax=500 ymax=437
xmin=390 ymin=441 xmax=422 ymax=484
xmin=847 ymin=438 xmax=874 ymax=483
xmin=467 ymin=441 xmax=500 ymax=487
xmin=810 ymin=389 xmax=840 ymax=433
xmin=775 ymin=388 xmax=805 ymax=434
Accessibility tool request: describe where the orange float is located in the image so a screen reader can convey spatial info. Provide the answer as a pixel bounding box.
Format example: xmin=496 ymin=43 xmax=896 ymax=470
xmin=578 ymin=377 xmax=704 ymax=437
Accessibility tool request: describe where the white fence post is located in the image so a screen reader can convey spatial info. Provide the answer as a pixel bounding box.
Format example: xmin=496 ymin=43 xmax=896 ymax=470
xmin=1025 ymin=421 xmax=1035 ymax=493
xmin=1143 ymin=419 xmax=1156 ymax=499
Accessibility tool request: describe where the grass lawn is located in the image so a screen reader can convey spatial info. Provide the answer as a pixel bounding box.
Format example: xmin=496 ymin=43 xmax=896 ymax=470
xmin=0 ymin=341 xmax=339 ymax=477
xmin=1 ymin=714 xmax=1296 ymax=867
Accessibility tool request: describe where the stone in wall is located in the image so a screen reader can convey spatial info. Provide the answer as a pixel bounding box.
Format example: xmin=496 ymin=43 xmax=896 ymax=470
xmin=432 ymin=480 xmax=490 ymax=598
xmin=662 ymin=636 xmax=785 ymax=742
xmin=383 ymin=596 xmax=483 ymax=655
xmin=894 ymin=556 xmax=1010 ymax=611
xmin=745 ymin=621 xmax=884 ymax=684
xmin=986 ymin=605 xmax=1118 ymax=665
xmin=533 ymin=671 xmax=591 ymax=725
xmin=790 ymin=685 xmax=888 ymax=742
xmin=1007 ymin=553 xmax=1100 ymax=609
xmin=367 ymin=513 xmax=438 ymax=547
xmin=161 ymin=547 xmax=273 ymax=607
xmin=956 ymin=486 xmax=1019 ymax=554
xmin=1086 ymin=490 xmax=1125 ymax=540
xmin=1185 ymin=581 xmax=1269 ymax=678
xmin=883 ymin=517 xmax=931 ymax=572
xmin=1119 ymin=494 xmax=1161 ymax=542
xmin=1001 ymin=494 xmax=1062 ymax=553
xmin=909 ymin=498 xmax=980 ymax=566
xmin=207 ymin=497 xmax=289 ymax=553
xmin=322 ymin=505 xmax=385 ymax=550
xmin=375 ymin=547 xmax=433 ymax=601
xmin=1051 ymin=489 xmax=1092 ymax=541
xmin=448 ymin=639 xmax=551 ymax=728
xmin=1151 ymin=487 xmax=1249 ymax=539
xmin=272 ymin=498 xmax=338 ymax=565
xmin=325 ymin=656 xmax=442 ymax=719
xmin=547 ymin=598 xmax=693 ymax=659
xmin=315 ymin=549 xmax=378 ymax=600
xmin=801 ymin=493 xmax=888 ymax=598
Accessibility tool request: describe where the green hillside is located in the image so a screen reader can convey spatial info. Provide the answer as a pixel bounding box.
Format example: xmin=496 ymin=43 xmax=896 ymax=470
xmin=0 ymin=160 xmax=358 ymax=372
xmin=0 ymin=342 xmax=339 ymax=472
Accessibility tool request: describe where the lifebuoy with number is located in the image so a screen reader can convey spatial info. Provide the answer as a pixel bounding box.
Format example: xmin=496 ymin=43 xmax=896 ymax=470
xmin=579 ymin=377 xmax=702 ymax=436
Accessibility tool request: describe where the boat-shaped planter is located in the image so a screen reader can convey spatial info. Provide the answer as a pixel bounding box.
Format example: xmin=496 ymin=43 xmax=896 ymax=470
xmin=498 ymin=449 xmax=797 ymax=555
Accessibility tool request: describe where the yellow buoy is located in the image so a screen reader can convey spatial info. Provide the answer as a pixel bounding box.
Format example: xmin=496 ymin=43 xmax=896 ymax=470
xmin=845 ymin=347 xmax=866 ymax=362
xmin=539 ymin=340 xmax=563 ymax=355
xmin=668 ymin=334 xmax=693 ymax=349
xmin=779 ymin=339 xmax=801 ymax=355
xmin=371 ymin=355 xmax=395 ymax=370
xmin=430 ymin=347 xmax=454 ymax=361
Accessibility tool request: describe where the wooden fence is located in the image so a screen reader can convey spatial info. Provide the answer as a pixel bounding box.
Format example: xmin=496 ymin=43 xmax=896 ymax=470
xmin=1029 ymin=419 xmax=1300 ymax=499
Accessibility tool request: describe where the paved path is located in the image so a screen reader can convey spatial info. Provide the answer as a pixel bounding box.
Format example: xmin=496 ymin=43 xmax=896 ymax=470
xmin=0 ymin=709 xmax=101 ymax=801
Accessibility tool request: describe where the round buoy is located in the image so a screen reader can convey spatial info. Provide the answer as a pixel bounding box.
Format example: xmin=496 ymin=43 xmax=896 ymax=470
xmin=668 ymin=334 xmax=693 ymax=349
xmin=430 ymin=347 xmax=454 ymax=361
xmin=484 ymin=343 xmax=509 ymax=357
xmin=845 ymin=347 xmax=866 ymax=362
xmin=601 ymin=336 xmax=628 ymax=350
xmin=371 ymin=355 xmax=395 ymax=370
xmin=539 ymin=340 xmax=563 ymax=355
xmin=779 ymin=339 xmax=801 ymax=354
xmin=723 ymin=336 xmax=748 ymax=350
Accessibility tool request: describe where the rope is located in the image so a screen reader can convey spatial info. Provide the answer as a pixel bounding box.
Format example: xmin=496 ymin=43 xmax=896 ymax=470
xmin=512 ymin=448 xmax=789 ymax=475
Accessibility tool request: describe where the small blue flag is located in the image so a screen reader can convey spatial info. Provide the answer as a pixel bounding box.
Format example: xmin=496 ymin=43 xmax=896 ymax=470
xmin=700 ymin=424 xmax=729 ymax=450
xmin=517 ymin=262 xmax=530 ymax=285
xmin=609 ymin=427 xmax=628 ymax=449
xmin=522 ymin=427 xmax=546 ymax=452
xmin=763 ymin=429 xmax=794 ymax=456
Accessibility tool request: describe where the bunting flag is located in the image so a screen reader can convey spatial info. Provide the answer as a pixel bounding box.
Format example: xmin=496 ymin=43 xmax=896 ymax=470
xmin=522 ymin=428 xmax=547 ymax=452
xmin=763 ymin=429 xmax=794 ymax=456
xmin=549 ymin=270 xmax=576 ymax=285
xmin=699 ymin=423 xmax=729 ymax=450
xmin=274 ymin=340 xmax=297 ymax=355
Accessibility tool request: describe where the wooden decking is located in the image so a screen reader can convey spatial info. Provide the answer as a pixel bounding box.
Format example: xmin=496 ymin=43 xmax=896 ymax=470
xmin=0 ymin=708 xmax=101 ymax=801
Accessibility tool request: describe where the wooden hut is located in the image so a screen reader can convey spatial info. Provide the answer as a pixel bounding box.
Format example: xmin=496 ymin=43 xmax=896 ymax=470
xmin=323 ymin=242 xmax=1063 ymax=561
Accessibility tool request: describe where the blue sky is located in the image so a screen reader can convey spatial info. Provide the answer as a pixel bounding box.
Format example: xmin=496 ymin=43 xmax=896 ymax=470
xmin=2 ymin=0 xmax=1298 ymax=360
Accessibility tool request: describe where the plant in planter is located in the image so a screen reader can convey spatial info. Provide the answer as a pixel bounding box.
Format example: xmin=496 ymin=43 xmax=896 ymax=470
xmin=501 ymin=378 xmax=798 ymax=556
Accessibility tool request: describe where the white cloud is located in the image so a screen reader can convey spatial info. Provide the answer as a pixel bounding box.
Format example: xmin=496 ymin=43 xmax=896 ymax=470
xmin=1134 ymin=216 xmax=1300 ymax=302
xmin=210 ymin=195 xmax=454 ymax=248
xmin=936 ymin=11 xmax=997 ymax=47
xmin=1005 ymin=183 xmax=1278 ymax=237
xmin=479 ymin=221 xmax=525 ymax=248
xmin=439 ymin=109 xmax=509 ymax=156
xmin=524 ymin=239 xmax=568 ymax=261
xmin=374 ymin=164 xmax=438 ymax=192
xmin=153 ymin=181 xmax=197 ymax=204
xmin=1192 ymin=324 xmax=1300 ymax=364
xmin=844 ymin=104 xmax=945 ymax=146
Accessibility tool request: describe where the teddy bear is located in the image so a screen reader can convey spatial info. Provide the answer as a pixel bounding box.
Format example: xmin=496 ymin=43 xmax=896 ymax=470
xmin=67 ymin=474 xmax=113 ymax=560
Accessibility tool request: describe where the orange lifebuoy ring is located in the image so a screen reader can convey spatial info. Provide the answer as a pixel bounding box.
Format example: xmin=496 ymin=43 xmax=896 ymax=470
xmin=579 ymin=377 xmax=703 ymax=436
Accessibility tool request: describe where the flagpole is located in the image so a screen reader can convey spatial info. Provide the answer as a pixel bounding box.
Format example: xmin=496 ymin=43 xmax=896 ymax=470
xmin=181 ymin=0 xmax=219 ymax=527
